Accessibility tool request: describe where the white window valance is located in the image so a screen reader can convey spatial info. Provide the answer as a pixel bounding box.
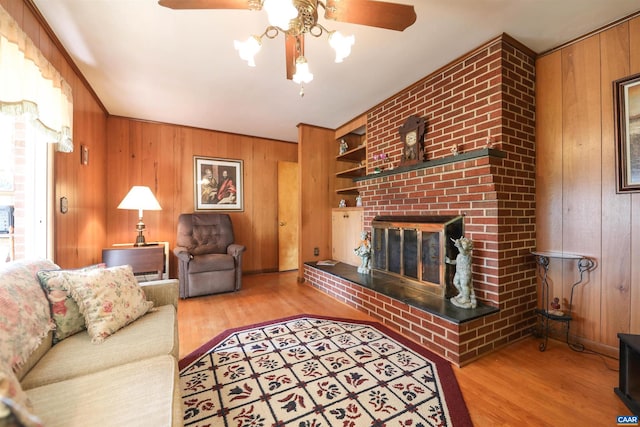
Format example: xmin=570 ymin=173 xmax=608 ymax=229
xmin=0 ymin=5 xmax=73 ymax=152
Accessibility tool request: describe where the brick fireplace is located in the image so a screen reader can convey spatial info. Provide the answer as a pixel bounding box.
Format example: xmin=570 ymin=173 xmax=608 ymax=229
xmin=304 ymin=33 xmax=538 ymax=366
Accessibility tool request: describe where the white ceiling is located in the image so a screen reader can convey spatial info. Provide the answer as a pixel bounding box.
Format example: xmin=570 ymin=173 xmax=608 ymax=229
xmin=31 ymin=0 xmax=640 ymax=143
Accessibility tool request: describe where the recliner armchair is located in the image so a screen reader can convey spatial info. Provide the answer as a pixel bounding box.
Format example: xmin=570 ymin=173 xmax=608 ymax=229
xmin=174 ymin=213 xmax=245 ymax=298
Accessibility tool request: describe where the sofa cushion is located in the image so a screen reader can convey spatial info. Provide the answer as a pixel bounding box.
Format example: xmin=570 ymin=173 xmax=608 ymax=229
xmin=26 ymin=355 xmax=179 ymax=427
xmin=65 ymin=265 xmax=154 ymax=343
xmin=20 ymin=305 xmax=177 ymax=390
xmin=0 ymin=259 xmax=58 ymax=371
xmin=36 ymin=264 xmax=106 ymax=344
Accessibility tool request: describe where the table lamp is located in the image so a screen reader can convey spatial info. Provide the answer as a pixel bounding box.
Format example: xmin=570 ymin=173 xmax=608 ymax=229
xmin=117 ymin=186 xmax=162 ymax=246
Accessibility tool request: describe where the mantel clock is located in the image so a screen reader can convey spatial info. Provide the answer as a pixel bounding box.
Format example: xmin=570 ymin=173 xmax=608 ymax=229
xmin=399 ymin=115 xmax=426 ymax=166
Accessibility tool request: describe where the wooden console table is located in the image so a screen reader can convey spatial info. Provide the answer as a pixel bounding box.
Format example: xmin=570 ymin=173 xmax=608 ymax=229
xmin=531 ymin=251 xmax=595 ymax=351
xmin=102 ymin=245 xmax=165 ymax=281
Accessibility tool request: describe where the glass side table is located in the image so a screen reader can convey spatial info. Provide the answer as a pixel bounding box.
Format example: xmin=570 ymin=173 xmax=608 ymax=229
xmin=531 ymin=251 xmax=596 ymax=351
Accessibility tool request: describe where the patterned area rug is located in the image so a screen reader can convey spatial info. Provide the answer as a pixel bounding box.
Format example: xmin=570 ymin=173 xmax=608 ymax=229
xmin=179 ymin=315 xmax=472 ymax=426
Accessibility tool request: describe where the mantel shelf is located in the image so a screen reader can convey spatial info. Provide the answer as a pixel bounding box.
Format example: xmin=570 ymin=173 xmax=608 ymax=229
xmin=354 ymin=148 xmax=506 ymax=182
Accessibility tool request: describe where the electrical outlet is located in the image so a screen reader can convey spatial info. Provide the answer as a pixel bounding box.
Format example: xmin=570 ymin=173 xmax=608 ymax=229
xmin=313 ymin=247 xmax=319 ymax=256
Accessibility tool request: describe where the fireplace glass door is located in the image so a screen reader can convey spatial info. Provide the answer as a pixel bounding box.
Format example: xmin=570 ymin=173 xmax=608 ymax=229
xmin=372 ymin=215 xmax=463 ymax=297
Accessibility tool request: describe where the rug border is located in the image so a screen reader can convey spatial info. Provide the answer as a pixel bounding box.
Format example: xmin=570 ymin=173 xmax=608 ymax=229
xmin=179 ymin=313 xmax=473 ymax=427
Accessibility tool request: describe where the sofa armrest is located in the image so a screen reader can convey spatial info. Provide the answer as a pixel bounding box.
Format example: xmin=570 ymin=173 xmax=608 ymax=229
xmin=139 ymin=279 xmax=179 ymax=311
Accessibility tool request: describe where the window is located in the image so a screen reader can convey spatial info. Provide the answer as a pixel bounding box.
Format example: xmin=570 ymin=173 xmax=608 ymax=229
xmin=0 ymin=5 xmax=73 ymax=262
xmin=0 ymin=115 xmax=53 ymax=262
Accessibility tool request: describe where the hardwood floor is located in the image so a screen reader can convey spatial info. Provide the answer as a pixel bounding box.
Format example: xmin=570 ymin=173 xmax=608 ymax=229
xmin=178 ymin=271 xmax=631 ymax=426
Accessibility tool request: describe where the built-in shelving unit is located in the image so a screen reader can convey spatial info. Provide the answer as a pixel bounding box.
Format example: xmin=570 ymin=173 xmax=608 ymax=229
xmin=334 ymin=116 xmax=366 ymax=205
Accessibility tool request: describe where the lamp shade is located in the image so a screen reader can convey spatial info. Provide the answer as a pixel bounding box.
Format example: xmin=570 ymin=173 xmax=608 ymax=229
xmin=117 ymin=186 xmax=162 ymax=212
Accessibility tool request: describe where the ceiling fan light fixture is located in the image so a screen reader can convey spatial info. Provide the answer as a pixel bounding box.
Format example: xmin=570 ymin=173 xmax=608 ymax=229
xmin=263 ymin=0 xmax=298 ymax=30
xmin=234 ymin=35 xmax=262 ymax=67
xmin=328 ymin=31 xmax=354 ymax=63
xmin=292 ymin=55 xmax=313 ymax=84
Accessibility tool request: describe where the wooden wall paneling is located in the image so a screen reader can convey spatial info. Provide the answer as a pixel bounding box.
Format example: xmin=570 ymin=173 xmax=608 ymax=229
xmin=232 ymin=135 xmax=258 ymax=273
xmin=630 ymin=16 xmax=640 ymax=334
xmin=297 ymin=124 xmax=334 ymax=278
xmin=106 ymin=118 xmax=132 ymax=245
xmin=534 ymin=54 xmax=561 ymax=314
xmin=0 ymin=0 xmax=21 ymax=22
xmin=535 ymin=51 xmax=564 ymax=309
xmin=560 ymin=35 xmax=603 ymax=342
xmin=105 ymin=118 xmax=297 ymax=277
xmin=599 ymin=22 xmax=632 ymax=347
xmin=73 ymin=85 xmax=107 ymax=265
xmin=140 ymin=122 xmax=164 ymax=245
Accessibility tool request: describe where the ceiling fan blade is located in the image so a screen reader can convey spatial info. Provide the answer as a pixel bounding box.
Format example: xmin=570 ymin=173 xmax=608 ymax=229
xmin=158 ymin=0 xmax=249 ymax=10
xmin=324 ymin=0 xmax=416 ymax=31
xmin=285 ymin=34 xmax=304 ymax=80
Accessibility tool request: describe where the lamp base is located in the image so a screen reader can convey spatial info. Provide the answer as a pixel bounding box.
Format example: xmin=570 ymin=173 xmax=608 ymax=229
xmin=134 ymin=219 xmax=146 ymax=247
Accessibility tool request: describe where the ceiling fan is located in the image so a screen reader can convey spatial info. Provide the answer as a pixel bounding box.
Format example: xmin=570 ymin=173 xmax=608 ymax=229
xmin=158 ymin=0 xmax=417 ymax=83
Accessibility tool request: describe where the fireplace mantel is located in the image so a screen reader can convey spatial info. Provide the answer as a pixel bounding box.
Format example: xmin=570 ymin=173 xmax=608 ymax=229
xmin=354 ymin=148 xmax=506 ymax=182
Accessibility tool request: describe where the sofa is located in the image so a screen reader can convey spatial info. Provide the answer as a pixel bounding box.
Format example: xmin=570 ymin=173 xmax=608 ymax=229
xmin=0 ymin=259 xmax=183 ymax=426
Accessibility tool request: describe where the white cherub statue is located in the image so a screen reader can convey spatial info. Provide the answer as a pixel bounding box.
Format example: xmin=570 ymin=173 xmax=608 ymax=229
xmin=353 ymin=231 xmax=371 ymax=274
xmin=445 ymin=236 xmax=477 ymax=309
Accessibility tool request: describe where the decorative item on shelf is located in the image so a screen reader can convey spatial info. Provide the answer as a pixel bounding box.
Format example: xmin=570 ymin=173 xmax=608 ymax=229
xmin=339 ymin=138 xmax=348 ymax=155
xmin=355 ymin=195 xmax=362 ymax=207
xmin=445 ymin=236 xmax=477 ymax=309
xmin=339 ymin=199 xmax=347 ymax=208
xmin=353 ymin=230 xmax=371 ymax=274
xmin=117 ymin=186 xmax=162 ymax=247
xmin=399 ymin=115 xmax=426 ymax=166
xmin=450 ymin=144 xmax=459 ymax=156
xmin=549 ymin=297 xmax=563 ymax=316
xmin=373 ymin=153 xmax=389 ymax=173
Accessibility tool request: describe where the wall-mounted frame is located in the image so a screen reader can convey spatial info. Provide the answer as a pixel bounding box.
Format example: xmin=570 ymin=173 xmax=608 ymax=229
xmin=194 ymin=156 xmax=244 ymax=211
xmin=614 ymin=73 xmax=640 ymax=193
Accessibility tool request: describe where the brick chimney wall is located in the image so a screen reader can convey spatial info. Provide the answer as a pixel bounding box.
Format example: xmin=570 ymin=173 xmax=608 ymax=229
xmin=307 ymin=34 xmax=538 ymax=364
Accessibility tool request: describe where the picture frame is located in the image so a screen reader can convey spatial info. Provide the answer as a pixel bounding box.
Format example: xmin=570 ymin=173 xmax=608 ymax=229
xmin=614 ymin=73 xmax=640 ymax=193
xmin=193 ymin=156 xmax=244 ymax=211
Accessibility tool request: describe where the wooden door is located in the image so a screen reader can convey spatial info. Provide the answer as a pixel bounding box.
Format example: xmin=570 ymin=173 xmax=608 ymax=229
xmin=278 ymin=161 xmax=299 ymax=271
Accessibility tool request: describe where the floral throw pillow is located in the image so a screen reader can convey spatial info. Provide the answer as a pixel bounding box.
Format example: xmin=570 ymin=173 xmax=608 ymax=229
xmin=65 ymin=265 xmax=154 ymax=344
xmin=36 ymin=264 xmax=106 ymax=344
xmin=0 ymin=360 xmax=43 ymax=427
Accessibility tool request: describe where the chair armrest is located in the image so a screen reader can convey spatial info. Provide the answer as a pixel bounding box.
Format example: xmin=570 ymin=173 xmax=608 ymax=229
xmin=227 ymin=244 xmax=246 ymax=258
xmin=139 ymin=279 xmax=179 ymax=311
xmin=173 ymin=246 xmax=193 ymax=262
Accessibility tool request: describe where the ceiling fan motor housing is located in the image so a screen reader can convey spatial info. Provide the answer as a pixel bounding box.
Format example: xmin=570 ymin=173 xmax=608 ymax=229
xmin=289 ymin=0 xmax=320 ymax=36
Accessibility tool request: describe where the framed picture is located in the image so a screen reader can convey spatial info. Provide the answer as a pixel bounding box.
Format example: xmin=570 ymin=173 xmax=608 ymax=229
xmin=614 ymin=73 xmax=640 ymax=193
xmin=194 ymin=156 xmax=244 ymax=211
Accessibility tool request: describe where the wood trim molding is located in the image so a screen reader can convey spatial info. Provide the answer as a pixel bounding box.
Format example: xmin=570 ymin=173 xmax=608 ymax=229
xmin=538 ymin=10 xmax=640 ymax=58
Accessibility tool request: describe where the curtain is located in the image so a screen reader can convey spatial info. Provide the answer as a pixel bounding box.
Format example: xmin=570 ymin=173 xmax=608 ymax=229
xmin=0 ymin=4 xmax=73 ymax=152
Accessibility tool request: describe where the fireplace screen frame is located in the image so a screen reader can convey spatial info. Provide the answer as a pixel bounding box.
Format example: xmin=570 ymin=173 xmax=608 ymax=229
xmin=371 ymin=215 xmax=464 ymax=297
